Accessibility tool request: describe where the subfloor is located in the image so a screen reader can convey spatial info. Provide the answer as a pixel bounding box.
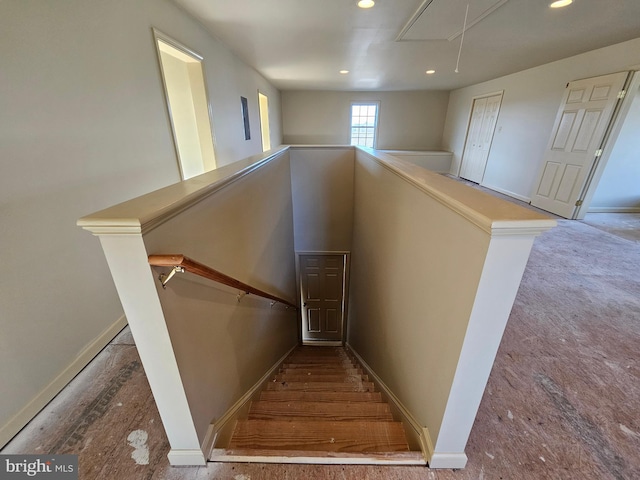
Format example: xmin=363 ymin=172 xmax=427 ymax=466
xmin=3 ymin=213 xmax=640 ymax=479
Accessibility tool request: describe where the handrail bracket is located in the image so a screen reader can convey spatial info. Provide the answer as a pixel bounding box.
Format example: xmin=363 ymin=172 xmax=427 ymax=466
xmin=159 ymin=266 xmax=185 ymax=289
xmin=237 ymin=291 xmax=249 ymax=302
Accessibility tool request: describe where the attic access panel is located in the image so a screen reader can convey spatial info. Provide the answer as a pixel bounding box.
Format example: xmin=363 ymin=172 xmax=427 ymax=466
xmin=398 ymin=0 xmax=510 ymax=41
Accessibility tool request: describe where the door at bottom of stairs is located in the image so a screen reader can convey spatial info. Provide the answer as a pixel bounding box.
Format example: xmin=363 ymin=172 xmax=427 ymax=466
xmin=299 ymin=253 xmax=348 ymax=344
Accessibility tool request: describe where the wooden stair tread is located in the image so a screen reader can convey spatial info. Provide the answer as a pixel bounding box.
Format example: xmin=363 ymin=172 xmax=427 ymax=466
xmin=248 ymin=401 xmax=393 ymax=421
xmin=274 ymin=373 xmax=368 ymax=383
xmin=209 ymin=448 xmax=426 ymax=465
xmin=281 ymin=367 xmax=363 ymax=375
xmin=259 ymin=391 xmax=384 ymax=403
xmin=265 ymin=381 xmax=375 ymax=392
xmin=223 ymin=346 xmax=419 ymax=464
xmin=229 ymin=420 xmax=410 ymax=452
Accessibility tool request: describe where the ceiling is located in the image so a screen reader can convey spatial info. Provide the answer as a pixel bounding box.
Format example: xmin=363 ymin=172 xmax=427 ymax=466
xmin=172 ymin=0 xmax=640 ymax=91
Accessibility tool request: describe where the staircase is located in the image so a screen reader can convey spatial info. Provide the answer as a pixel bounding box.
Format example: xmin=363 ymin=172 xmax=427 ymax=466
xmin=214 ymin=346 xmax=425 ymax=465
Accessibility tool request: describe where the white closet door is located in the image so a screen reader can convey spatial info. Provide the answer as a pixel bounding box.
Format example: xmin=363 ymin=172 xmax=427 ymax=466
xmin=460 ymin=93 xmax=502 ymax=184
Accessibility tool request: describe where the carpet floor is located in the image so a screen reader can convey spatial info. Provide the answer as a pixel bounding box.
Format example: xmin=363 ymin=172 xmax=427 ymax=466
xmin=3 ymin=215 xmax=639 ymax=479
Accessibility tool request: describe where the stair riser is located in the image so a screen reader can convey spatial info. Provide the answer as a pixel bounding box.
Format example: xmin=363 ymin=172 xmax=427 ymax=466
xmin=273 ymin=374 xmax=368 ymax=383
xmin=229 ymin=420 xmax=410 ymax=453
xmin=248 ymin=401 xmax=393 ymax=422
xmin=281 ymin=367 xmax=363 ymax=375
xmin=259 ymin=391 xmax=384 ymax=403
xmin=266 ymin=382 xmax=375 ymax=392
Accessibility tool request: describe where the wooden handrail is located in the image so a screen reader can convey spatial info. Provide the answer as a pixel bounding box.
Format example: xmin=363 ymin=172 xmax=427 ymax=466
xmin=148 ymin=254 xmax=297 ymax=309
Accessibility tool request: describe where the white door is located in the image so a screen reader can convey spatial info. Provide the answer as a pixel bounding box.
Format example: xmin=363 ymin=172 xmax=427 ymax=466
xmin=530 ymin=72 xmax=629 ymax=218
xmin=460 ymin=93 xmax=502 ymax=183
xmin=300 ymin=254 xmax=347 ymax=344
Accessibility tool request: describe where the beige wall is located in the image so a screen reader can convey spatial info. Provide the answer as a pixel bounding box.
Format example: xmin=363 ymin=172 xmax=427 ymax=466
xmin=348 ymin=150 xmax=488 ymax=443
xmin=346 ymin=149 xmax=552 ymax=463
xmin=443 ymin=37 xmax=640 ymax=202
xmin=289 ymin=147 xmax=355 ymax=252
xmin=282 ymin=90 xmax=450 ymax=150
xmin=0 ymin=0 xmax=282 ymax=446
xmin=143 ymin=153 xmax=298 ymax=442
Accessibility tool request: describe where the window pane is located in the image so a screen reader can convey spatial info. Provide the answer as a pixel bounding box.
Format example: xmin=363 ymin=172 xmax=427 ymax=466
xmin=350 ymin=103 xmax=378 ymax=147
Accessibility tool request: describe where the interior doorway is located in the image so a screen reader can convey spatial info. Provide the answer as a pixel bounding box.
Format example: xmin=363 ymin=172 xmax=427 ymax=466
xmin=297 ymin=253 xmax=349 ymax=346
xmin=154 ymin=29 xmax=217 ymax=180
xmin=530 ymin=72 xmax=630 ymax=218
xmin=577 ymin=71 xmax=640 ymax=218
xmin=258 ymin=91 xmax=271 ymax=152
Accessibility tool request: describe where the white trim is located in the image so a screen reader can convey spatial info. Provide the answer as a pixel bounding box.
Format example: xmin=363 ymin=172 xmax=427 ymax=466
xmin=480 ymin=182 xmax=532 ymax=203
xmin=152 ymin=28 xmax=218 ymax=181
xmin=97 ymin=234 xmax=202 ymax=455
xmin=0 ymin=315 xmax=128 ymax=448
xmin=346 ymin=344 xmax=428 ymax=465
xmin=204 ymin=345 xmax=297 ymax=457
xmin=433 ymin=234 xmax=537 ymax=464
xmin=357 ymin=148 xmax=556 ymax=236
xmin=167 ymin=449 xmax=207 ymax=466
xmin=588 ymin=206 xmax=640 ymax=213
xmin=287 ymin=145 xmax=355 ymax=149
xmin=78 ymin=148 xmax=289 ymax=235
xmin=428 ymin=452 xmax=468 ymax=469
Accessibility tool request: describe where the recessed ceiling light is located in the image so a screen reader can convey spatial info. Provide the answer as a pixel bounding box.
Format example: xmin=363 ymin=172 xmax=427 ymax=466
xmin=426 ymin=70 xmax=436 ymax=75
xmin=358 ymin=0 xmax=375 ymax=9
xmin=340 ymin=70 xmax=350 ymax=74
xmin=549 ymin=0 xmax=573 ymax=8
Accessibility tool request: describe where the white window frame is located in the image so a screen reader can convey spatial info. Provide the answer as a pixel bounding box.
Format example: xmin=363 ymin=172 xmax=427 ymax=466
xmin=349 ymin=102 xmax=380 ymax=148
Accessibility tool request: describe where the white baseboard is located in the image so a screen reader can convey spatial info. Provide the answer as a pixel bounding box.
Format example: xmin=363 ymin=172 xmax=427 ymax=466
xmin=587 ymin=206 xmax=640 ymax=213
xmin=480 ymin=182 xmax=531 ymax=203
xmin=167 ymin=449 xmax=206 ymax=466
xmin=0 ymin=315 xmax=128 ymax=448
xmin=345 ymin=344 xmax=428 ymax=466
xmin=203 ymin=344 xmax=298 ymax=459
xmin=428 ymin=452 xmax=468 ymax=469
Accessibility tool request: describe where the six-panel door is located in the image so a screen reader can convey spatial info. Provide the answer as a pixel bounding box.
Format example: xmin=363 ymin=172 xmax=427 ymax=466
xmin=300 ymin=254 xmax=346 ymax=343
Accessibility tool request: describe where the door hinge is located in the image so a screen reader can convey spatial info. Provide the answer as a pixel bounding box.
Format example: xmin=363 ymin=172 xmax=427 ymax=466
xmin=595 ymin=149 xmax=603 ymax=157
xmin=617 ymin=90 xmax=626 ymax=99
xmin=575 ymin=199 xmax=583 ymax=207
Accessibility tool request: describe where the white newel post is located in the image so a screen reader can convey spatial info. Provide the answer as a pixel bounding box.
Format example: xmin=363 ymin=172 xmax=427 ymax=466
xmin=429 ymin=230 xmax=548 ymax=469
xmin=91 ymin=231 xmax=206 ymax=466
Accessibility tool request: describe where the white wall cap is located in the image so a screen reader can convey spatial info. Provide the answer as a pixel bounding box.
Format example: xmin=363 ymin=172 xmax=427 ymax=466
xmin=358 ymin=147 xmax=557 ymax=236
xmin=78 ymin=147 xmax=290 ymax=235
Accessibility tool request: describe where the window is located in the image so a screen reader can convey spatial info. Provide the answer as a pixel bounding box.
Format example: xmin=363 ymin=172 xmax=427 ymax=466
xmin=258 ymin=92 xmax=271 ymax=151
xmin=350 ymin=103 xmax=379 ymax=148
xmin=154 ymin=29 xmax=217 ymax=180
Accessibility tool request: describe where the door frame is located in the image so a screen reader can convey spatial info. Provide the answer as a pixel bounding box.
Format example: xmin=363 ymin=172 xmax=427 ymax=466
xmin=457 ymin=90 xmax=504 ymax=181
xmin=295 ymin=251 xmax=351 ymax=346
xmin=574 ymin=70 xmax=639 ymax=219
